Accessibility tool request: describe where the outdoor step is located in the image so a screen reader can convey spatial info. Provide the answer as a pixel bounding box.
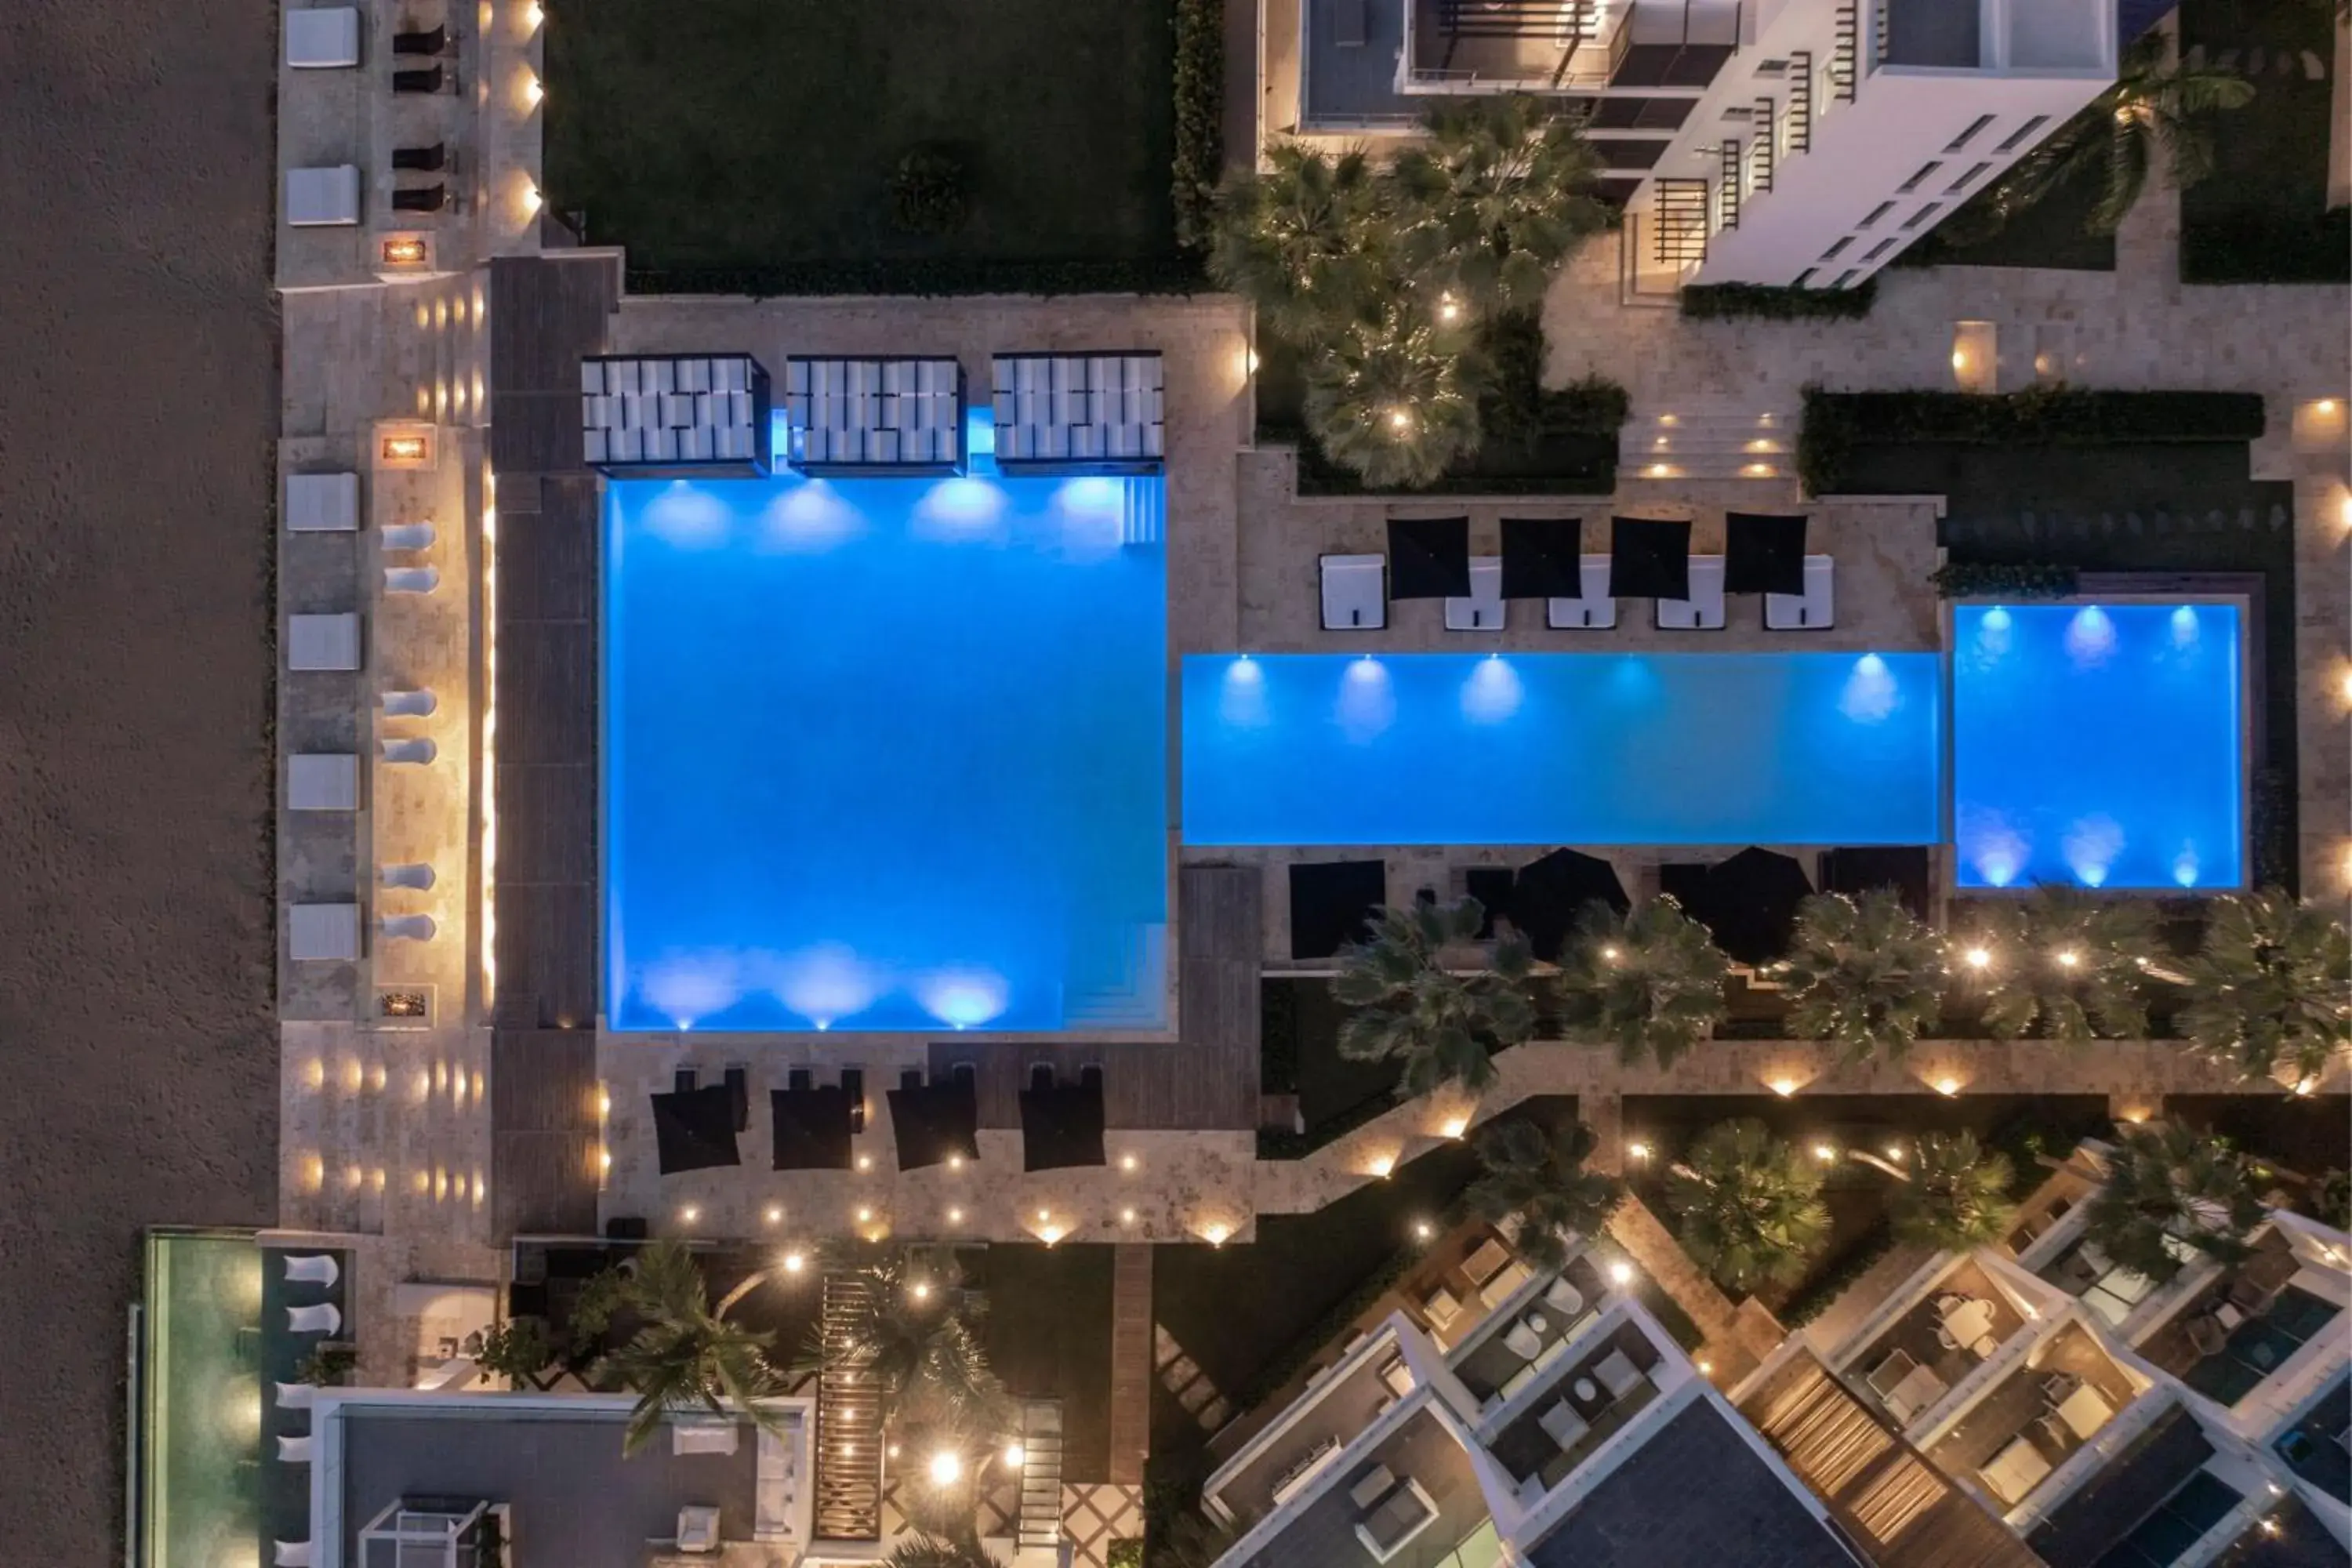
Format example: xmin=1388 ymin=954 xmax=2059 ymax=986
xmin=1016 ymin=1399 xmax=1066 ymax=1549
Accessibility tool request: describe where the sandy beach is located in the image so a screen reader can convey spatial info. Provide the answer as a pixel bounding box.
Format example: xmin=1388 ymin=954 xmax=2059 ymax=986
xmin=0 ymin=0 xmax=280 ymax=1555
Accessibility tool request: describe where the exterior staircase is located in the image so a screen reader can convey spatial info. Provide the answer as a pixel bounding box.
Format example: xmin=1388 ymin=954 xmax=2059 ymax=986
xmin=814 ymin=1274 xmax=883 ymax=1541
xmin=1618 ymin=398 xmax=1796 ymax=483
xmin=1016 ymin=1399 xmax=1065 ymax=1554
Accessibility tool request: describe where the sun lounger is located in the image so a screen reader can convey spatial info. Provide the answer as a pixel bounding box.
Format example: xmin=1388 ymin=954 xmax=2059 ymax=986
xmin=285 ymin=166 xmax=361 ymax=227
xmin=277 ymin=1435 xmax=314 ymax=1464
xmin=274 ymin=1381 xmax=316 ymax=1410
xmin=391 ymin=64 xmax=446 ymax=94
xmin=288 ymin=613 xmax=361 ymax=670
xmin=286 ymin=1302 xmax=342 ymax=1334
xmin=288 ymin=754 xmax=359 ymax=812
xmin=274 ymin=1541 xmax=314 ymax=1567
xmin=384 ymin=566 xmax=440 ymax=593
xmin=1321 ymin=554 xmax=1387 ymax=630
xmin=379 ymin=522 xmax=435 ymax=551
xmin=1545 ymin=555 xmax=1617 ymax=630
xmin=379 ymin=737 xmax=437 ymax=764
xmin=289 ymin=904 xmax=361 ymax=962
xmin=282 ymin=1254 xmax=339 ymax=1287
xmin=390 ymin=185 xmax=448 ymax=214
xmin=284 ymin=7 xmax=360 ymax=67
xmin=380 ymin=914 xmax=437 ymax=942
xmin=1764 ymin=555 xmax=1835 ymax=629
xmin=1444 ymin=557 xmax=1504 ymax=631
xmin=392 ymin=25 xmax=450 ymax=54
xmin=1655 ymin=555 xmax=1726 ymax=630
xmin=285 ymin=471 xmax=359 ymax=532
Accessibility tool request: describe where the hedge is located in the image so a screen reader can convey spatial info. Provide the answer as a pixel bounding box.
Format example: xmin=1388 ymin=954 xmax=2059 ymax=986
xmin=1679 ymin=279 xmax=1877 ymax=321
xmin=1261 ymin=981 xmax=1301 ymax=1095
xmin=1798 ymin=386 xmax=2268 ymax=495
xmin=1230 ymin=1241 xmax=1422 ymax=1414
xmin=1778 ymin=1218 xmax=1899 ymax=1329
xmin=2180 ymin=208 xmax=2352 ymax=286
xmin=1171 ymin=0 xmax=1224 ymax=251
xmin=1928 ymin=561 xmax=2078 ymax=599
xmin=623 ymin=254 xmax=1208 ymax=299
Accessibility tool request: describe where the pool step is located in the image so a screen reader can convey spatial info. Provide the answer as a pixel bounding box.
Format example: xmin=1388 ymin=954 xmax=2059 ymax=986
xmin=1121 ymin=476 xmax=1162 ymax=547
xmin=1062 ymin=923 xmax=1167 ymax=1030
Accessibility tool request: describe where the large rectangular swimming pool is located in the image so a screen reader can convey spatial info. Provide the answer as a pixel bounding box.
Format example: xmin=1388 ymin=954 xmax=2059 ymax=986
xmin=1181 ymin=652 xmax=1944 ymax=846
xmin=1952 ymin=602 xmax=2243 ymax=890
xmin=604 ymin=472 xmax=1167 ymax=1033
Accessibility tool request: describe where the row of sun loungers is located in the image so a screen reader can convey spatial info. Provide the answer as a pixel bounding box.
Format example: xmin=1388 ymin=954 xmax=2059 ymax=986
xmin=1320 ymin=550 xmax=1836 ymax=631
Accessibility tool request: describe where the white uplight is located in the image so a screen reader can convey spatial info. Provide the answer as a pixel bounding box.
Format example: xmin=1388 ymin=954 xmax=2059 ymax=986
xmin=1461 ymin=655 xmax=1523 ymax=724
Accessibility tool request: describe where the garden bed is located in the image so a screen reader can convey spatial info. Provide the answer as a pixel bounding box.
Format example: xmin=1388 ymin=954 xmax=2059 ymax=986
xmin=546 ymin=0 xmax=1183 ymax=286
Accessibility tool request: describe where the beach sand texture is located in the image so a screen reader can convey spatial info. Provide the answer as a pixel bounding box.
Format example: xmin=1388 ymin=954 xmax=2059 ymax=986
xmin=0 ymin=0 xmax=280 ymax=1554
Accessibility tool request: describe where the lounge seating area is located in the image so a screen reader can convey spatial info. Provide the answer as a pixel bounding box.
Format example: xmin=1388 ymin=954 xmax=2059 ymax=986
xmin=1450 ymin=1253 xmax=1613 ymax=1413
xmin=1316 ymin=511 xmax=1835 ymax=637
xmin=1348 ymin=1464 xmax=1440 ymax=1563
xmin=2038 ymin=1235 xmax=2165 ymax=1327
xmin=1927 ymin=1324 xmax=2136 ymax=1509
xmin=1849 ymin=1259 xmax=2027 ymax=1425
xmin=1484 ymin=1323 xmax=1667 ymax=1501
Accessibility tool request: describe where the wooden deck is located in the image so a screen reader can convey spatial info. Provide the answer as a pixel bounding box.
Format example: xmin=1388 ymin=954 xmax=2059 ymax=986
xmin=1740 ymin=1349 xmax=2043 ymax=1568
xmin=1108 ymin=1246 xmax=1153 ymax=1485
xmin=491 ymin=1026 xmax=601 ymax=1236
xmin=927 ymin=864 xmax=1263 ymax=1131
xmin=488 ymin=254 xmax=615 ymax=1033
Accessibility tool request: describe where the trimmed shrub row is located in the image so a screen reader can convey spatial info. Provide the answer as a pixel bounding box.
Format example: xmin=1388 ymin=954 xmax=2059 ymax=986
xmin=1799 ymin=386 xmax=2267 ymax=495
xmin=2180 ymin=208 xmax=2352 ymax=286
xmin=1777 ymin=1218 xmax=1899 ymax=1329
xmin=623 ymin=254 xmax=1208 ymax=300
xmin=1171 ymin=0 xmax=1224 ymax=251
xmin=1679 ymin=279 xmax=1878 ymax=321
xmin=1928 ymin=561 xmax=2078 ymax=599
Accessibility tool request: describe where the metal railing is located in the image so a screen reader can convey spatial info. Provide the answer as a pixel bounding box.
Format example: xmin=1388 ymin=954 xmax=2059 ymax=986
xmin=1653 ymin=179 xmax=1711 ymax=265
xmin=1831 ymin=2 xmax=1858 ymax=101
xmin=1751 ymin=97 xmax=1777 ymax=193
xmin=1718 ymin=139 xmax=1743 ymax=229
xmin=1788 ymin=49 xmax=1814 ymax=151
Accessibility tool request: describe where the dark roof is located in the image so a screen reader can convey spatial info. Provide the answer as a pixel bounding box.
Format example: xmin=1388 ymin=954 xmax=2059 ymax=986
xmin=2028 ymin=1404 xmax=2216 ymax=1568
xmin=1524 ymin=1397 xmax=1861 ymax=1568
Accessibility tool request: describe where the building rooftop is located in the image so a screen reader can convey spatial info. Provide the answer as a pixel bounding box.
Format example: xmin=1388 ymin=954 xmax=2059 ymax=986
xmin=1229 ymin=1406 xmax=1493 ymax=1568
xmin=1523 ymin=1396 xmax=1860 ymax=1568
xmin=2025 ymin=1403 xmax=2216 ymax=1568
xmin=313 ymin=1393 xmax=810 ymax=1568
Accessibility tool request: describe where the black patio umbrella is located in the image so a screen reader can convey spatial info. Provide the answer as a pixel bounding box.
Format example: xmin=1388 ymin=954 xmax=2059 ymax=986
xmin=1020 ymin=1076 xmax=1106 ymax=1171
xmin=1387 ymin=516 xmax=1472 ymax=600
xmin=1607 ymin=517 xmax=1691 ymax=601
xmin=651 ymin=1085 xmax=742 ymax=1174
xmin=887 ymin=1077 xmax=981 ymax=1172
xmin=1508 ymin=848 xmax=1629 ymax=961
xmin=1693 ymin=847 xmax=1817 ymax=965
xmin=768 ymin=1085 xmax=855 ymax=1171
xmin=1499 ymin=517 xmax=1582 ymax=599
xmin=1819 ymin=846 xmax=1933 ymax=920
xmin=1289 ymin=858 xmax=1388 ymax=960
xmin=1724 ymin=513 xmax=1809 ymax=596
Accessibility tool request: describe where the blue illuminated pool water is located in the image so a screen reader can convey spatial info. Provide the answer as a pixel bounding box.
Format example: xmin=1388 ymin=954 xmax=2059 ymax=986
xmin=1952 ymin=603 xmax=2243 ymax=890
xmin=604 ymin=471 xmax=1167 ymax=1033
xmin=1181 ymin=652 xmax=1944 ymax=846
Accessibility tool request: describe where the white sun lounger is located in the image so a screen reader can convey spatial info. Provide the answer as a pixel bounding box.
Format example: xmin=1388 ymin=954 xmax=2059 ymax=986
xmin=1546 ymin=554 xmax=1617 ymax=630
xmin=288 ymin=613 xmax=361 ymax=670
xmin=284 ymin=7 xmax=361 ymax=66
xmin=288 ymin=755 xmax=359 ymax=812
xmin=1655 ymin=555 xmax=1726 ymax=630
xmin=289 ymin=904 xmax=361 ymax=963
xmin=1764 ymin=555 xmax=1835 ymax=630
xmin=1321 ymin=554 xmax=1387 ymax=630
xmin=1444 ymin=557 xmax=1504 ymax=631
xmin=286 ymin=1302 xmax=342 ymax=1334
xmin=285 ymin=165 xmax=361 ymax=227
xmin=283 ymin=1254 xmax=340 ymax=1287
xmin=277 ymin=1435 xmax=314 ymax=1465
xmin=285 ymin=472 xmax=359 ymax=532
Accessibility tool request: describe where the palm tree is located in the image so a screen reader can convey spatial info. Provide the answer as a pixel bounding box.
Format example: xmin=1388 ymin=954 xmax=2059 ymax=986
xmin=886 ymin=1529 xmax=1007 ymax=1568
xmin=1955 ymin=885 xmax=2160 ymax=1040
xmin=1465 ymin=1120 xmax=1626 ymax=1271
xmin=804 ymin=1245 xmax=1007 ymax=1433
xmin=1302 ymin=301 xmax=1483 ymax=489
xmin=1332 ymin=896 xmax=1537 ymax=1099
xmin=1208 ymin=142 xmax=1391 ymax=343
xmin=593 ymin=1240 xmax=785 ymax=1455
xmin=2177 ymin=891 xmax=2351 ymax=1085
xmin=1554 ymin=898 xmax=1729 ymax=1069
xmin=1388 ymin=94 xmax=1612 ymax=311
xmin=1958 ymin=32 xmax=2255 ymax=238
xmin=1780 ymin=890 xmax=1944 ymax=1062
xmin=1889 ymin=1132 xmax=2018 ymax=1250
xmin=2083 ymin=1121 xmax=2265 ymax=1283
xmin=1666 ymin=1119 xmax=1831 ymax=1293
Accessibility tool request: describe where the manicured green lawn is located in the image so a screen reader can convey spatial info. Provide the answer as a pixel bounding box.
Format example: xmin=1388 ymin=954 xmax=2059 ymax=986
xmin=2178 ymin=0 xmax=2350 ymax=283
xmin=546 ymin=0 xmax=1180 ymax=280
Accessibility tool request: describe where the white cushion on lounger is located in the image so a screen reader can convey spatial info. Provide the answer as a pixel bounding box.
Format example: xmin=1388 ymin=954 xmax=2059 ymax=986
xmin=288 ymin=614 xmax=361 ymax=670
xmin=289 ymin=754 xmax=359 ymax=811
xmin=1655 ymin=555 xmax=1726 ymax=630
xmin=1444 ymin=557 xmax=1504 ymax=631
xmin=289 ymin=904 xmax=361 ymax=961
xmin=1321 ymin=554 xmax=1386 ymax=630
xmin=1764 ymin=554 xmax=1835 ymax=630
xmin=285 ymin=165 xmax=361 ymax=227
xmin=1546 ymin=554 xmax=1617 ymax=630
xmin=285 ymin=7 xmax=361 ymax=67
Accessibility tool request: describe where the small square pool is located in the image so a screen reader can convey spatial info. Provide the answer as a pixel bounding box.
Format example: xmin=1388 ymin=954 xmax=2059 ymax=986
xmin=604 ymin=471 xmax=1168 ymax=1033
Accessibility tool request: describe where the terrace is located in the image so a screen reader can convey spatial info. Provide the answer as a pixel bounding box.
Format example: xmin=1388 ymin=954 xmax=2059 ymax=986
xmin=2023 ymin=1404 xmax=2232 ymax=1568
xmin=1448 ymin=1250 xmax=1617 ymax=1414
xmin=1481 ymin=1318 xmax=1668 ymax=1504
xmin=1926 ymin=1323 xmax=2142 ymax=1512
xmin=2136 ymin=1232 xmax=2340 ymax=1411
xmin=1205 ymin=1327 xmax=1428 ymax=1531
xmin=2271 ymin=1377 xmax=2350 ymax=1507
xmin=2036 ymin=1232 xmax=2172 ymax=1330
xmin=1229 ymin=1406 xmax=1494 ymax=1568
xmin=1847 ymin=1258 xmax=2034 ymax=1428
